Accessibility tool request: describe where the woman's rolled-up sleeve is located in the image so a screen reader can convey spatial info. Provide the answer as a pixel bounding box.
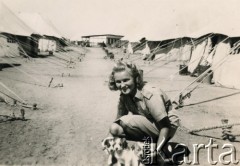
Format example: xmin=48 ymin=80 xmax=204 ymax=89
xmin=145 ymin=93 xmax=168 ymax=123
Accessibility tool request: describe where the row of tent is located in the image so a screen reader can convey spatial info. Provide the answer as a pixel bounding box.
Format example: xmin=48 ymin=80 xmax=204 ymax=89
xmin=122 ymin=33 xmax=240 ymax=90
xmin=0 ymin=2 xmax=67 ymax=58
xmin=1 ymin=2 xmax=239 ymax=90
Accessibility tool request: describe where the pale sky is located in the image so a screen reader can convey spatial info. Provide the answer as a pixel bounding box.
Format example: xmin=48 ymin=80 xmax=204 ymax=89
xmin=2 ymin=0 xmax=240 ymax=41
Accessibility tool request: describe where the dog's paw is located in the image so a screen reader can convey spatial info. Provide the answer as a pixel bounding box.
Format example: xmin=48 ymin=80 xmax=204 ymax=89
xmin=107 ymin=154 xmax=118 ymax=166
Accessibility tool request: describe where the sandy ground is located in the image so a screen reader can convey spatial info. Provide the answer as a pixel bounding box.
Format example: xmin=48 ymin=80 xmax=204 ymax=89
xmin=0 ymin=47 xmax=239 ymax=166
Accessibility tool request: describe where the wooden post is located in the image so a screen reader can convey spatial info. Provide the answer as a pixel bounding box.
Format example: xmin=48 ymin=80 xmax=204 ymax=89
xmin=48 ymin=77 xmax=54 ymax=87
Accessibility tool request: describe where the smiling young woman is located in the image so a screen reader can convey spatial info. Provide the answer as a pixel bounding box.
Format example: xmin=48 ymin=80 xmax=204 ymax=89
xmin=107 ymin=60 xmax=179 ymax=161
xmin=114 ymin=70 xmax=136 ymax=96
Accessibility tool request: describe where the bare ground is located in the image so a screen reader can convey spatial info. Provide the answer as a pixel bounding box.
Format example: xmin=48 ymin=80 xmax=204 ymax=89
xmin=0 ymin=47 xmax=239 ymax=166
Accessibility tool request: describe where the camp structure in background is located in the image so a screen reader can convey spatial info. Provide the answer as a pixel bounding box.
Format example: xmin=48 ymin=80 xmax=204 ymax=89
xmin=147 ymin=41 xmax=162 ymax=52
xmin=133 ymin=38 xmax=150 ymax=54
xmin=181 ymin=32 xmax=240 ymax=90
xmin=0 ymin=33 xmax=21 ymax=58
xmin=144 ymin=37 xmax=192 ymax=62
xmin=142 ymin=26 xmax=240 ymax=90
xmin=119 ymin=40 xmax=128 ymax=49
xmin=18 ymin=12 xmax=66 ymax=56
xmin=81 ymin=34 xmax=124 ymax=47
xmin=126 ymin=42 xmax=139 ymax=54
xmin=146 ymin=39 xmax=176 ymax=61
xmin=134 ymin=42 xmax=150 ymax=59
xmin=0 ymin=2 xmax=35 ymax=58
xmin=186 ymin=10 xmax=240 ymax=89
xmin=210 ymin=35 xmax=240 ymax=89
xmin=144 ymin=40 xmax=162 ymax=60
xmin=127 ymin=32 xmax=240 ymax=90
xmin=161 ymin=37 xmax=192 ymax=62
xmin=188 ymin=33 xmax=214 ymax=75
xmin=187 ymin=33 xmax=229 ymax=75
xmin=213 ymin=54 xmax=240 ymax=89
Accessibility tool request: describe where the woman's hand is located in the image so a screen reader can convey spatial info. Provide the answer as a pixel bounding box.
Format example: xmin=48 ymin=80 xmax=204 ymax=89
xmin=156 ymin=117 xmax=172 ymax=149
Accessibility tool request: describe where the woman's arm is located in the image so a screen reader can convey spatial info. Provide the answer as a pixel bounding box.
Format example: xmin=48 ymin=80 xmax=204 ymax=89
xmin=143 ymin=88 xmax=173 ymax=150
xmin=156 ymin=117 xmax=172 ymax=152
xmin=116 ymin=96 xmax=128 ymax=119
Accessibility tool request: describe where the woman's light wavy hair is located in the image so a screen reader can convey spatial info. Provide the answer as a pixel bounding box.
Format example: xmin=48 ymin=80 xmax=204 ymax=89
xmin=108 ymin=60 xmax=144 ymax=91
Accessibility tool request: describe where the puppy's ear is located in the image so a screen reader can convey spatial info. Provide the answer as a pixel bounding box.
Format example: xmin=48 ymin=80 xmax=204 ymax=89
xmin=121 ymin=138 xmax=128 ymax=149
xmin=102 ymin=140 xmax=109 ymax=154
xmin=102 ymin=138 xmax=110 ymax=148
xmin=131 ymin=144 xmax=135 ymax=150
xmin=121 ymin=137 xmax=126 ymax=142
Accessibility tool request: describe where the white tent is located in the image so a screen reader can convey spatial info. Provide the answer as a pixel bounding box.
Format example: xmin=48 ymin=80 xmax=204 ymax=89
xmin=153 ymin=38 xmax=189 ymax=62
xmin=0 ymin=34 xmax=20 ymax=57
xmin=18 ymin=12 xmax=62 ymax=38
xmin=38 ymin=38 xmax=57 ymax=52
xmin=142 ymin=43 xmax=150 ymax=55
xmin=213 ymin=54 xmax=240 ymax=89
xmin=0 ymin=2 xmax=34 ymax=57
xmin=198 ymin=37 xmax=212 ymax=66
xmin=127 ymin=42 xmax=133 ymax=54
xmin=18 ymin=12 xmax=64 ymax=54
xmin=179 ymin=44 xmax=192 ymax=62
xmin=0 ymin=2 xmax=33 ymax=36
xmin=166 ymin=47 xmax=180 ymax=61
xmin=212 ymin=41 xmax=231 ymax=83
xmin=188 ymin=38 xmax=208 ymax=73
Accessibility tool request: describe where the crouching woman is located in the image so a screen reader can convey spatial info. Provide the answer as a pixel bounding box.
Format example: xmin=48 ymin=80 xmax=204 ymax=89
xmin=108 ymin=61 xmax=179 ymax=157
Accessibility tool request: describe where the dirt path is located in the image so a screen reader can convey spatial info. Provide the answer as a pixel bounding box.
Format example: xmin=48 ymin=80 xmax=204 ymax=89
xmin=0 ymin=48 xmax=118 ymax=165
xmin=46 ymin=48 xmax=119 ymax=165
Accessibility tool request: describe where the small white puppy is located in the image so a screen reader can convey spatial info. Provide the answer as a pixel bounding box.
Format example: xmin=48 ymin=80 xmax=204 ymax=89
xmin=113 ymin=138 xmax=143 ymax=166
xmin=102 ymin=137 xmax=115 ymax=154
xmin=102 ymin=137 xmax=117 ymax=165
xmin=102 ymin=137 xmax=144 ymax=166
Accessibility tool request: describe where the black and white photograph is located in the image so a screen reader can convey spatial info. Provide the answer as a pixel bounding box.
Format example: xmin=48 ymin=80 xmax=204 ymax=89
xmin=0 ymin=0 xmax=240 ymax=165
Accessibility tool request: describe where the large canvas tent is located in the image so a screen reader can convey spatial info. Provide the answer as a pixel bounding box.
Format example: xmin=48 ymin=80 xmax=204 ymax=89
xmin=0 ymin=3 xmax=33 ymax=36
xmin=18 ymin=12 xmax=64 ymax=55
xmin=213 ymin=54 xmax=240 ymax=89
xmin=187 ymin=34 xmax=213 ymax=74
xmin=133 ymin=41 xmax=149 ymax=54
xmin=119 ymin=40 xmax=128 ymax=49
xmin=127 ymin=42 xmax=139 ymax=54
xmin=0 ymin=2 xmax=35 ymax=57
xmin=127 ymin=42 xmax=133 ymax=54
xmin=18 ymin=13 xmax=61 ymax=38
xmin=179 ymin=43 xmax=192 ymax=64
xmin=186 ymin=32 xmax=240 ymax=89
xmin=148 ymin=37 xmax=192 ymax=61
xmin=0 ymin=33 xmax=20 ymax=57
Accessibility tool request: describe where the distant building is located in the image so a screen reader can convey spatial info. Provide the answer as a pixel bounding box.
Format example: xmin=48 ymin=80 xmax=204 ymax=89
xmin=82 ymin=34 xmax=124 ymax=47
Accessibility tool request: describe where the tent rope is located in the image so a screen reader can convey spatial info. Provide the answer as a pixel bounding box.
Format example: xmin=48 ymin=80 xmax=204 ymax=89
xmin=178 ymin=122 xmax=240 ymax=134
xmin=143 ymin=36 xmax=211 ymax=74
xmin=172 ymin=36 xmax=237 ymax=107
xmin=0 ymin=81 xmax=26 ymax=104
